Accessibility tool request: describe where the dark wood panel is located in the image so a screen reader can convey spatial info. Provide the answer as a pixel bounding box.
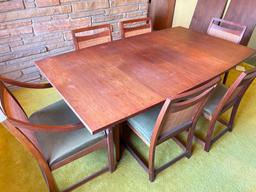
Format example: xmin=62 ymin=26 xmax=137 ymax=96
xmin=190 ymin=0 xmax=228 ymax=33
xmin=36 ymin=27 xmax=255 ymax=134
xmin=149 ymin=0 xmax=176 ymax=30
xmin=224 ymin=0 xmax=256 ymax=45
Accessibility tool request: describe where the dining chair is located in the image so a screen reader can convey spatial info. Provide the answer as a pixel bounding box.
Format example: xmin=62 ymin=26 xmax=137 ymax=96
xmin=197 ymin=68 xmax=256 ymax=152
xmin=120 ymin=17 xmax=152 ymax=39
xmin=124 ymin=77 xmax=220 ymax=182
xmin=72 ymin=24 xmax=113 ymax=50
xmin=0 ymin=76 xmax=116 ymax=192
xmin=207 ymin=18 xmax=247 ymax=84
xmin=207 ymin=18 xmax=246 ymax=44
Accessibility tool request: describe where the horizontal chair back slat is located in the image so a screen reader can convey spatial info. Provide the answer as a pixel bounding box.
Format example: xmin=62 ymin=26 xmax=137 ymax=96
xmin=120 ymin=17 xmax=152 ymax=39
xmin=72 ymin=24 xmax=112 ymax=50
xmin=224 ymin=68 xmax=256 ymax=107
xmin=152 ymin=77 xmax=221 ymax=143
xmin=207 ymin=18 xmax=246 ymax=44
xmin=0 ymin=80 xmax=40 ymax=149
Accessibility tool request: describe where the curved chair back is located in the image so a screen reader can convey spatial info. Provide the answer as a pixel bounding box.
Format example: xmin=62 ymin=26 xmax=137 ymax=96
xmin=217 ymin=68 xmax=256 ymax=113
xmin=151 ymin=77 xmax=221 ymax=144
xmin=72 ymin=24 xmax=113 ymax=50
xmin=0 ymin=80 xmax=41 ymax=149
xmin=0 ymin=97 xmax=6 ymax=123
xmin=0 ymin=76 xmax=114 ymax=191
xmin=207 ymin=18 xmax=246 ymax=44
xmin=120 ymin=17 xmax=152 ymax=39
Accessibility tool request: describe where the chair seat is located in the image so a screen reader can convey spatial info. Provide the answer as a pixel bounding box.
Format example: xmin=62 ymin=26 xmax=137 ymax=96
xmin=29 ymin=100 xmax=105 ymax=165
xmin=127 ymin=104 xmax=162 ymax=145
xmin=245 ymin=54 xmax=256 ymax=67
xmin=203 ymin=84 xmax=228 ymax=119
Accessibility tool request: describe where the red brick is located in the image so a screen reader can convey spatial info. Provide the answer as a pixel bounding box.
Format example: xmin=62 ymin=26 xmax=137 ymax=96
xmin=0 ymin=5 xmax=71 ymax=22
xmin=34 ymin=18 xmax=91 ymax=34
xmin=36 ymin=0 xmax=60 ymax=8
xmin=0 ymin=45 xmax=10 ymax=54
xmin=0 ymin=46 xmax=47 ymax=63
xmin=0 ymin=26 xmax=33 ymax=38
xmin=0 ymin=0 xmax=25 ymax=13
xmin=24 ymin=0 xmax=36 ymax=9
xmin=0 ymin=20 xmax=32 ymax=30
xmin=111 ymin=0 xmax=148 ymax=6
xmin=0 ymin=0 xmax=150 ymax=85
xmin=72 ymin=0 xmax=109 ymax=12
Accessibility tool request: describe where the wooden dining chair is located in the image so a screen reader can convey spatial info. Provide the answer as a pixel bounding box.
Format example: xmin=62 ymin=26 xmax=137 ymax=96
xmin=197 ymin=68 xmax=256 ymax=152
xmin=0 ymin=76 xmax=116 ymax=192
xmin=120 ymin=17 xmax=152 ymax=39
xmin=207 ymin=18 xmax=247 ymax=44
xmin=207 ymin=18 xmax=247 ymax=84
xmin=72 ymin=24 xmax=113 ymax=50
xmin=124 ymin=77 xmax=220 ymax=182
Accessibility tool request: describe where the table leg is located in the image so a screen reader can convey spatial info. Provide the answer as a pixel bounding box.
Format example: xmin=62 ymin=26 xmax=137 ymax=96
xmin=114 ymin=125 xmax=121 ymax=161
xmin=223 ymin=71 xmax=229 ymax=84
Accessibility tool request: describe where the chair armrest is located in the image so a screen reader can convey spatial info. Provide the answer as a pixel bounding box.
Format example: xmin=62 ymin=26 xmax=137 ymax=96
xmin=0 ymin=76 xmax=52 ymax=89
xmin=8 ymin=118 xmax=85 ymax=132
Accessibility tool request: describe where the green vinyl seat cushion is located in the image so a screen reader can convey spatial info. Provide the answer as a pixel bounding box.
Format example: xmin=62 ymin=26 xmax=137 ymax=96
xmin=127 ymin=104 xmax=162 ymax=145
xmin=203 ymin=84 xmax=228 ymax=119
xmin=29 ymin=100 xmax=105 ymax=165
xmin=245 ymin=54 xmax=256 ymax=67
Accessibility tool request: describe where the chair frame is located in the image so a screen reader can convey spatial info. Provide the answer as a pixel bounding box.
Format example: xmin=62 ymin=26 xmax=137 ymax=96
xmin=72 ymin=24 xmax=113 ymax=50
xmin=124 ymin=77 xmax=220 ymax=182
xmin=0 ymin=77 xmax=116 ymax=192
xmin=207 ymin=18 xmax=247 ymax=84
xmin=196 ymin=68 xmax=256 ymax=152
xmin=207 ymin=18 xmax=247 ymax=44
xmin=120 ymin=17 xmax=152 ymax=39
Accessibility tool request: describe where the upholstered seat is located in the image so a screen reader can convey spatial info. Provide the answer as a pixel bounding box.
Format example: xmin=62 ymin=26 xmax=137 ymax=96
xmin=126 ymin=78 xmax=220 ymax=182
xmin=127 ymin=104 xmax=162 ymax=145
xmin=203 ymin=84 xmax=227 ymax=119
xmin=29 ymin=100 xmax=105 ymax=165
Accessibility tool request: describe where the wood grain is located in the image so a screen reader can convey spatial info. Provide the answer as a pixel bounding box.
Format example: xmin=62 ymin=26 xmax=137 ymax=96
xmin=202 ymin=68 xmax=256 ymax=152
xmin=224 ymin=0 xmax=256 ymax=45
xmin=36 ymin=27 xmax=255 ymax=134
xmin=190 ymin=0 xmax=228 ymax=33
xmin=207 ymin=18 xmax=246 ymax=44
xmin=0 ymin=79 xmax=116 ymax=192
xmin=72 ymin=24 xmax=112 ymax=50
xmin=149 ymin=0 xmax=176 ymax=30
xmin=120 ymin=17 xmax=152 ymax=39
xmin=127 ymin=76 xmax=220 ymax=181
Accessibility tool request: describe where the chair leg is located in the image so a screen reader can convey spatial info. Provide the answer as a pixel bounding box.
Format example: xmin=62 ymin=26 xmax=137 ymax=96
xmin=40 ymin=165 xmax=59 ymax=192
xmin=186 ymin=126 xmax=195 ymax=158
xmin=148 ymin=155 xmax=155 ymax=182
xmin=148 ymin=146 xmax=156 ymax=182
xmin=227 ymin=102 xmax=240 ymax=132
xmin=107 ymin=128 xmax=116 ymax=173
xmin=204 ymin=120 xmax=217 ymax=152
xmin=113 ymin=125 xmax=121 ymax=161
xmin=149 ymin=171 xmax=155 ymax=182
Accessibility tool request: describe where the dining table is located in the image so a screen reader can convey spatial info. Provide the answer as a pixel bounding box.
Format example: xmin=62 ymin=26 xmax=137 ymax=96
xmin=36 ymin=26 xmax=255 ymax=160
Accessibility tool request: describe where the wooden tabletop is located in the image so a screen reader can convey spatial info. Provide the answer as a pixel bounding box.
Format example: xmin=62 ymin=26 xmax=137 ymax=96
xmin=36 ymin=27 xmax=255 ymax=134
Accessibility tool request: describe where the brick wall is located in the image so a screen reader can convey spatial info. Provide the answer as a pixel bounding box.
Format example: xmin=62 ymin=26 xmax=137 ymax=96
xmin=0 ymin=0 xmax=149 ymax=84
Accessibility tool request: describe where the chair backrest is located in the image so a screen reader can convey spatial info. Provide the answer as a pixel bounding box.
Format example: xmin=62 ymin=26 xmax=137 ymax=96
xmin=207 ymin=18 xmax=246 ymax=44
xmin=190 ymin=0 xmax=228 ymax=33
xmin=0 ymin=99 xmax=6 ymax=123
xmin=151 ymin=77 xmax=220 ymax=143
xmin=221 ymin=68 xmax=256 ymax=112
xmin=224 ymin=0 xmax=256 ymax=45
xmin=72 ymin=24 xmax=113 ymax=50
xmin=0 ymin=80 xmax=54 ymax=189
xmin=120 ymin=17 xmax=152 ymax=39
xmin=0 ymin=81 xmax=39 ymax=148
